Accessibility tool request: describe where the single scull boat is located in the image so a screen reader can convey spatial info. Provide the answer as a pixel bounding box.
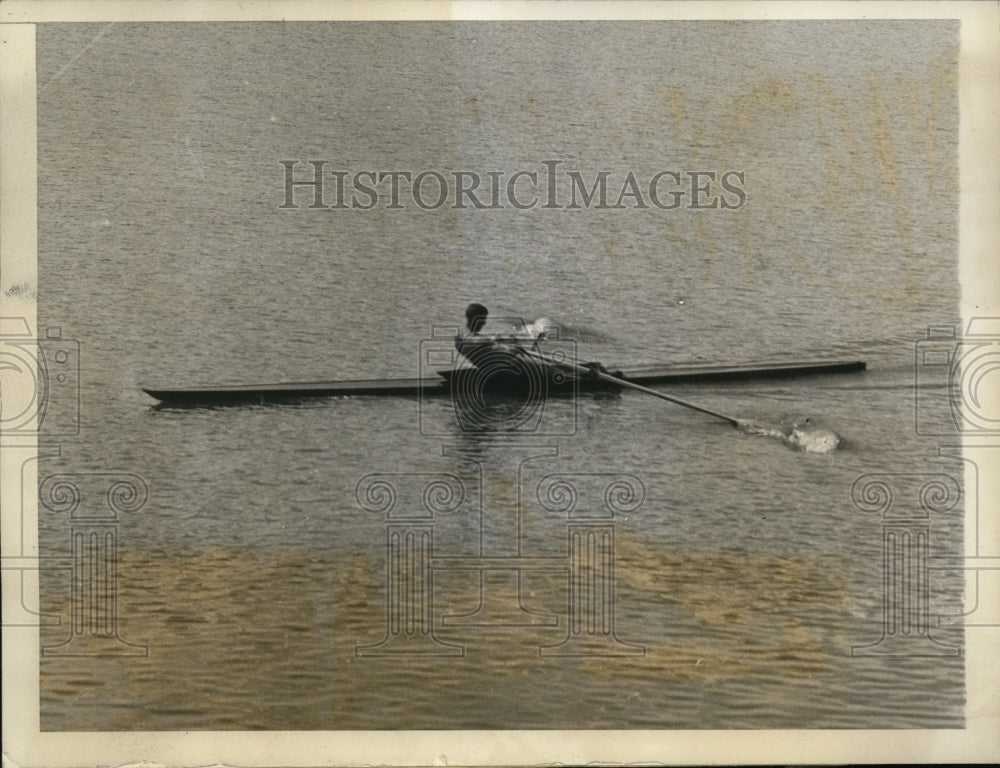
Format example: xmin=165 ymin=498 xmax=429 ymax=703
xmin=142 ymin=304 xmax=865 ymax=407
xmin=142 ymin=359 xmax=865 ymax=405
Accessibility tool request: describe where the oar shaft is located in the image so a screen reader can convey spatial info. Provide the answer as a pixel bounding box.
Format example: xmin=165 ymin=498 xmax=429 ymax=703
xmin=591 ymin=370 xmax=739 ymax=426
xmin=523 ymin=348 xmax=739 ymax=427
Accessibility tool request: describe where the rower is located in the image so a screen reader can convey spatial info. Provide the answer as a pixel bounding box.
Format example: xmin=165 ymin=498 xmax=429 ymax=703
xmin=464 ymin=302 xmax=488 ymax=335
xmin=455 ymin=303 xmax=500 ymax=368
xmin=455 ymin=302 xmax=538 ymax=372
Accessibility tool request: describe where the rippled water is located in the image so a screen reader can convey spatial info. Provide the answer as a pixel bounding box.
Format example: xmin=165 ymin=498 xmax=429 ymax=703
xmin=32 ymin=20 xmax=964 ymax=730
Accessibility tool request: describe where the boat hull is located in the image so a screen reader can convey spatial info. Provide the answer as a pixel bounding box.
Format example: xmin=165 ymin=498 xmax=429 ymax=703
xmin=142 ymin=359 xmax=866 ymax=405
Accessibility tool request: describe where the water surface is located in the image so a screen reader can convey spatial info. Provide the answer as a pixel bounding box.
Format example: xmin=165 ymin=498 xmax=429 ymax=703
xmin=34 ymin=20 xmax=963 ymax=730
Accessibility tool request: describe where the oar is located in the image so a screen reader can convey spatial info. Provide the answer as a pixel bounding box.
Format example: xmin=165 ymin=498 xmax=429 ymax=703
xmin=519 ymin=347 xmax=741 ymax=427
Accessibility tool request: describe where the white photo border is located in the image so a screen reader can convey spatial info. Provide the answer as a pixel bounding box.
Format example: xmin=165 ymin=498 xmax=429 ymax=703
xmin=2 ymin=1 xmax=998 ymax=765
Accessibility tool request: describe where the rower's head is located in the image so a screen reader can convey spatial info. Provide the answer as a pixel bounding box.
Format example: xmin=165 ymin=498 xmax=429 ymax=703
xmin=465 ymin=303 xmax=488 ymax=334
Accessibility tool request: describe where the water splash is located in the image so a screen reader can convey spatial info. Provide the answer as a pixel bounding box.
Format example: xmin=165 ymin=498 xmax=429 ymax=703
xmin=519 ymin=315 xmax=620 ymax=344
xmin=736 ymin=417 xmax=841 ymax=453
xmin=523 ymin=316 xmax=558 ymax=339
xmin=787 ymin=423 xmax=841 ymax=453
